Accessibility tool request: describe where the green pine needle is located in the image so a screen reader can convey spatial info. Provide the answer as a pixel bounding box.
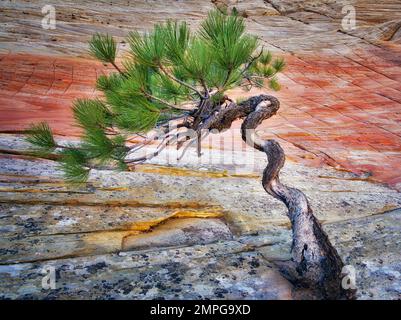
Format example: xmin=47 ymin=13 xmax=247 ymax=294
xmin=96 ymin=73 xmax=123 ymax=92
xmin=25 ymin=122 xmax=56 ymax=151
xmin=254 ymin=78 xmax=264 ymax=88
xmin=72 ymin=99 xmax=111 ymax=129
xmin=259 ymin=51 xmax=272 ymax=65
xmin=180 ymin=38 xmax=213 ymax=80
xmin=269 ymin=77 xmax=281 ymax=91
xmin=152 ymin=73 xmax=190 ymax=102
xmin=59 ymin=149 xmax=90 ymax=184
xmin=127 ymin=28 xmax=166 ymax=67
xmin=262 ymin=66 xmax=275 ymax=78
xmin=82 ymin=127 xmax=115 ymax=163
xmin=116 ymin=160 xmax=129 ymax=172
xmin=89 ymin=33 xmax=117 ymax=63
xmin=163 ymin=20 xmax=190 ymax=65
xmin=272 ymin=58 xmax=286 ymax=72
xmin=114 ymin=104 xmax=160 ymax=132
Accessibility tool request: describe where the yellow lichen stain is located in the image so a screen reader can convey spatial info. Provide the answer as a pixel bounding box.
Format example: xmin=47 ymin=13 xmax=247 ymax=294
xmin=133 ymin=164 xmax=259 ymax=179
xmin=136 ymin=165 xmax=230 ymax=178
xmin=81 ymin=230 xmax=139 ymax=255
xmin=231 ymin=173 xmax=259 ymax=179
xmin=128 ymin=219 xmax=168 ymax=232
xmin=98 ymin=186 xmax=132 ymax=192
xmin=126 ymin=208 xmax=225 ymax=232
xmin=173 ymin=209 xmax=224 ymax=219
xmin=378 ymin=204 xmax=398 ymax=213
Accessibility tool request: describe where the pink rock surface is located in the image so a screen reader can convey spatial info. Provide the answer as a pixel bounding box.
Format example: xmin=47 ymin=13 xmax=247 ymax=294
xmin=1 ymin=0 xmax=401 ymax=190
xmin=262 ymin=47 xmax=401 ymax=190
xmin=0 ymin=53 xmax=111 ymax=136
xmin=1 ymin=48 xmax=401 ymax=190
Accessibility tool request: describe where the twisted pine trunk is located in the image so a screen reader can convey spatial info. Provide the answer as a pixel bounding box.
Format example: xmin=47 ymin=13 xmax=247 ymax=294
xmin=206 ymin=94 xmax=355 ymax=299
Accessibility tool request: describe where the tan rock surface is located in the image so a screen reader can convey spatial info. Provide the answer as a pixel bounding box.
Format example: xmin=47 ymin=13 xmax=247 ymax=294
xmin=0 ymin=136 xmax=400 ymax=299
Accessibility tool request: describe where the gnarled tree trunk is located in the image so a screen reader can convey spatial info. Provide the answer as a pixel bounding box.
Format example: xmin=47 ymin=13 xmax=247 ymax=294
xmin=130 ymin=93 xmax=356 ymax=299
xmin=205 ymin=94 xmax=356 ymax=299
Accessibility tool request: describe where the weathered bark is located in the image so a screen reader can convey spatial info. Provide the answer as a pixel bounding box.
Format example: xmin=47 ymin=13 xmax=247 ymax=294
xmin=206 ymin=94 xmax=356 ymax=300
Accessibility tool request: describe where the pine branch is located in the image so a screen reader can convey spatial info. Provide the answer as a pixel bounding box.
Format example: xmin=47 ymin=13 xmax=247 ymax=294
xmin=240 ymin=47 xmax=264 ymax=77
xmin=89 ymin=33 xmax=117 ymax=64
xmin=141 ymin=90 xmax=180 ymax=110
xmin=159 ymin=65 xmax=206 ymax=99
xmin=110 ymin=61 xmax=124 ymax=75
xmin=25 ymin=122 xmax=56 ymax=151
xmin=26 ymin=9 xmax=286 ymax=184
xmin=200 ymin=78 xmax=210 ymax=98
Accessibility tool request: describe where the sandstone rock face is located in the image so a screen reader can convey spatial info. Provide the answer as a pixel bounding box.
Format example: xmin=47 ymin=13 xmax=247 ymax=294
xmin=0 ymin=1 xmax=401 ymax=299
xmin=1 ymin=0 xmax=401 ymax=189
xmin=325 ymin=208 xmax=401 ymax=300
xmin=0 ymin=136 xmax=400 ymax=299
xmin=121 ymin=218 xmax=233 ymax=251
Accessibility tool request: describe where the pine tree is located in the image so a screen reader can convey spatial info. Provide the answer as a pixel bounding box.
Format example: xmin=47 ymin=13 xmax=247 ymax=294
xmin=26 ymin=9 xmax=354 ymax=299
xmin=26 ymin=10 xmax=284 ymax=182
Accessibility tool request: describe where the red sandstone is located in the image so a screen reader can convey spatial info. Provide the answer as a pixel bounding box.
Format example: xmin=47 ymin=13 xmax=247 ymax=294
xmin=1 ymin=48 xmax=401 ymax=190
